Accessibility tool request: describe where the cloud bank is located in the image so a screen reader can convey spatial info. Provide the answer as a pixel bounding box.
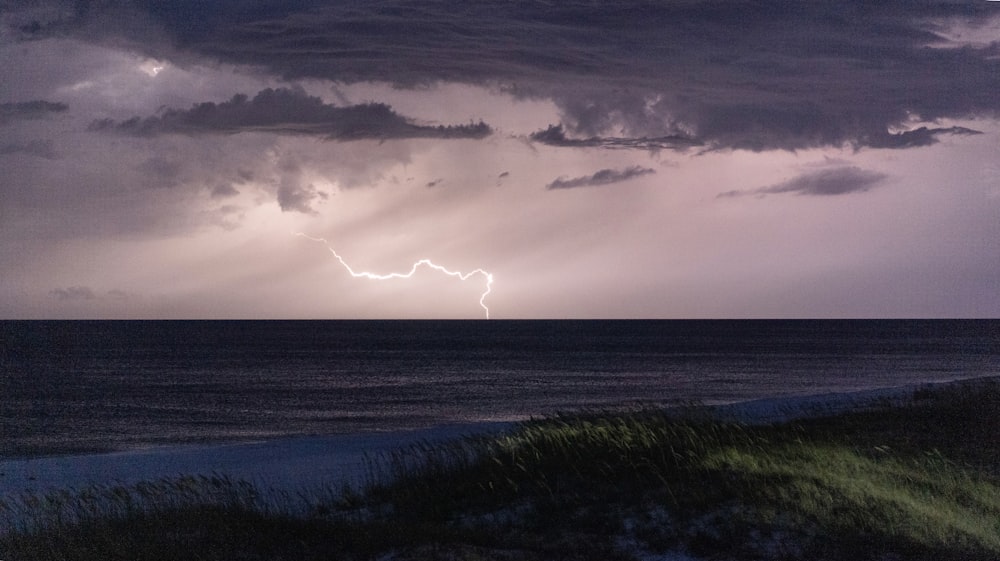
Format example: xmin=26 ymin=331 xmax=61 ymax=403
xmin=860 ymin=126 xmax=982 ymax=150
xmin=719 ymin=167 xmax=889 ymax=198
xmin=0 ymin=139 xmax=57 ymax=159
xmin=15 ymin=1 xmax=999 ymax=152
xmin=49 ymin=286 xmax=97 ymax=301
xmin=88 ymin=87 xmax=491 ymax=140
xmin=530 ymin=125 xmax=702 ymax=151
xmin=0 ymin=100 xmax=68 ymax=125
xmin=547 ymin=166 xmax=656 ymax=190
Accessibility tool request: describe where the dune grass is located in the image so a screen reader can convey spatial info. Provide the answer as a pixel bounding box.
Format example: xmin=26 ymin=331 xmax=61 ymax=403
xmin=2 ymin=379 xmax=998 ymax=560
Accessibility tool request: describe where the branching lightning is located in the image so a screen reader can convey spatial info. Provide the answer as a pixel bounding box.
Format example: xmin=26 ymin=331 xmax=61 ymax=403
xmin=294 ymin=232 xmax=494 ymax=318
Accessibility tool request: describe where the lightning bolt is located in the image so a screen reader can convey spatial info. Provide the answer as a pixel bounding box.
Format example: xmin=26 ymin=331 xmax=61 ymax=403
xmin=294 ymin=232 xmax=494 ymax=319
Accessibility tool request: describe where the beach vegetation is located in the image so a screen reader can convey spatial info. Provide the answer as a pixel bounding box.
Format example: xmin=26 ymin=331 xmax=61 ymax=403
xmin=2 ymin=379 xmax=998 ymax=560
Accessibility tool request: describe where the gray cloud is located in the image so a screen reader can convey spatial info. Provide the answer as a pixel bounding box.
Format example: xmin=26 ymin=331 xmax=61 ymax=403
xmin=0 ymin=100 xmax=68 ymax=125
xmin=210 ymin=183 xmax=239 ymax=199
xmin=719 ymin=167 xmax=888 ymax=198
xmin=20 ymin=1 xmax=997 ymax=152
xmin=277 ymin=180 xmax=322 ymax=214
xmin=860 ymin=126 xmax=982 ymax=150
xmin=49 ymin=286 xmax=97 ymax=301
xmin=49 ymin=286 xmax=135 ymax=301
xmin=530 ymin=124 xmax=702 ymax=151
xmin=546 ymin=166 xmax=656 ymax=190
xmin=87 ymin=87 xmax=492 ymax=141
xmin=137 ymin=156 xmax=182 ymax=189
xmin=0 ymin=139 xmax=57 ymax=159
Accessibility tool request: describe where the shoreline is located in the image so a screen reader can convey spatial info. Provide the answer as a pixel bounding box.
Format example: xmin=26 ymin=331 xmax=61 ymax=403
xmin=2 ymin=375 xmax=996 ymax=500
xmin=0 ymin=421 xmax=515 ymax=499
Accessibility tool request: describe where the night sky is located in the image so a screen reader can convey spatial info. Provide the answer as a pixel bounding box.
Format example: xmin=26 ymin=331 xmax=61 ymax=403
xmin=2 ymin=1 xmax=999 ymax=319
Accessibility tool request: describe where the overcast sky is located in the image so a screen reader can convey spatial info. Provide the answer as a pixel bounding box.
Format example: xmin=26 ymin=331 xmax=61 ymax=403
xmin=2 ymin=1 xmax=999 ymax=319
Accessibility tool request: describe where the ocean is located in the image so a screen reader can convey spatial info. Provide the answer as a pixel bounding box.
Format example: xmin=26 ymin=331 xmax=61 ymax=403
xmin=2 ymin=320 xmax=997 ymax=459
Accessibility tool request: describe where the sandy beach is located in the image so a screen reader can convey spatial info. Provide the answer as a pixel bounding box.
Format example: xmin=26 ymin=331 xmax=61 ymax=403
xmin=2 ymin=375 xmax=998 ymax=561
xmin=5 ymin=377 xmax=989 ymax=501
xmin=0 ymin=421 xmax=514 ymax=499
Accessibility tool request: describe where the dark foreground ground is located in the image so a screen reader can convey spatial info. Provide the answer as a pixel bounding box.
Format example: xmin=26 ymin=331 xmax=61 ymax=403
xmin=2 ymin=377 xmax=998 ymax=561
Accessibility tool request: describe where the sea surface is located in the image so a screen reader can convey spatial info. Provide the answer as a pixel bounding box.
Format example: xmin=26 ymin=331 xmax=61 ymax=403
xmin=2 ymin=320 xmax=997 ymax=459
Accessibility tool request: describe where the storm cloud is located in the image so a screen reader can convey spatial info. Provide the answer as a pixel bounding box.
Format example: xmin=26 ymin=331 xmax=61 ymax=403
xmin=0 ymin=139 xmax=57 ymax=159
xmin=0 ymin=100 xmax=68 ymax=125
xmin=860 ymin=126 xmax=983 ymax=150
xmin=88 ymin=87 xmax=492 ymax=140
xmin=546 ymin=166 xmax=656 ymax=190
xmin=530 ymin=125 xmax=702 ymax=151
xmin=3 ymin=1 xmax=999 ymax=319
xmin=719 ymin=167 xmax=889 ymax=198
xmin=15 ymin=1 xmax=1000 ymax=152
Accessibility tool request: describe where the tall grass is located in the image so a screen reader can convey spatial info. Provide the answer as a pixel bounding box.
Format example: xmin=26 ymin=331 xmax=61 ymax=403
xmin=357 ymin=381 xmax=1000 ymax=560
xmin=700 ymin=444 xmax=1000 ymax=559
xmin=3 ymin=379 xmax=999 ymax=561
xmin=0 ymin=474 xmax=261 ymax=530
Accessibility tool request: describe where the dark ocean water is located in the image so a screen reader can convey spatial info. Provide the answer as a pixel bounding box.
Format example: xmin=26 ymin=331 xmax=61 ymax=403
xmin=2 ymin=320 xmax=997 ymax=459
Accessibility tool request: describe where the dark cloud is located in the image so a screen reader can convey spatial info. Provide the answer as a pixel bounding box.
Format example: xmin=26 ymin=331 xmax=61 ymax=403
xmin=530 ymin=124 xmax=702 ymax=151
xmin=8 ymin=2 xmax=1000 ymax=152
xmin=546 ymin=166 xmax=655 ymax=190
xmin=87 ymin=87 xmax=492 ymax=141
xmin=50 ymin=286 xmax=97 ymax=301
xmin=718 ymin=167 xmax=888 ymax=198
xmin=276 ymin=179 xmax=321 ymax=214
xmin=0 ymin=100 xmax=68 ymax=125
xmin=0 ymin=139 xmax=57 ymax=159
xmin=210 ymin=183 xmax=239 ymax=199
xmin=860 ymin=126 xmax=982 ymax=149
xmin=678 ymin=101 xmax=853 ymax=152
xmin=49 ymin=286 xmax=134 ymax=301
xmin=668 ymin=104 xmax=984 ymax=153
xmin=137 ymin=156 xmax=182 ymax=189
